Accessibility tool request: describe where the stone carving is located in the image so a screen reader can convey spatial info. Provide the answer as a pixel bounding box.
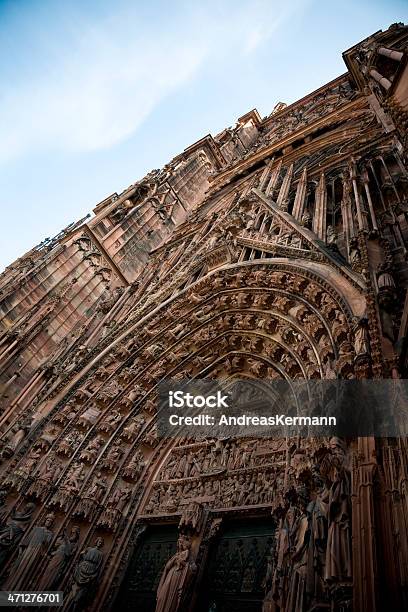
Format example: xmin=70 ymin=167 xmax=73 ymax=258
xmin=5 ymin=512 xmax=55 ymax=591
xmin=26 ymin=454 xmax=63 ymax=499
xmin=353 ymin=317 xmax=370 ymax=359
xmin=56 ymin=430 xmax=83 ymax=457
xmin=321 ymin=438 xmax=352 ymax=582
xmin=51 ymin=463 xmax=85 ymax=510
xmin=65 ymin=537 xmax=104 ymax=611
xmin=77 ymin=404 xmax=100 ymax=429
xmin=75 ymin=472 xmax=108 ymax=519
xmin=100 ymin=443 xmax=124 ymax=472
xmin=53 ymin=401 xmax=79 ymax=425
xmin=1 ymin=23 xmax=408 ymax=612
xmin=155 ymin=534 xmax=196 ymax=612
xmin=2 ymin=416 xmax=33 ymax=458
xmin=97 ymin=410 xmax=122 ymax=433
xmin=0 ymin=503 xmax=35 ymax=569
xmin=122 ymin=415 xmax=146 ymax=441
xmin=79 ymin=436 xmax=105 ymax=463
xmin=98 ymin=485 xmax=132 ymax=530
xmin=122 ymin=449 xmax=145 ymax=481
xmin=38 ymin=526 xmax=80 ymax=591
xmin=4 ymin=446 xmax=43 ymax=491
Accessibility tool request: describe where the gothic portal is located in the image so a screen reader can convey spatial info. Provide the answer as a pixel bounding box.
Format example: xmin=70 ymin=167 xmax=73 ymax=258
xmin=1 ymin=23 xmax=408 ymax=612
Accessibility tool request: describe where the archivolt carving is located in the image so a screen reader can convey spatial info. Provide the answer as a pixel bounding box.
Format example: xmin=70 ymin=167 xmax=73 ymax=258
xmin=0 ymin=261 xmax=361 ymax=611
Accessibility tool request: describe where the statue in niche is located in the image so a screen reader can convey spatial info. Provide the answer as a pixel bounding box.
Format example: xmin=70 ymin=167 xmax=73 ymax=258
xmin=6 ymin=512 xmax=55 ymax=591
xmin=321 ymin=437 xmax=352 ymax=582
xmin=285 ymin=490 xmax=311 ymax=611
xmin=79 ymin=436 xmax=104 ymax=463
xmin=326 ymin=225 xmax=338 ymax=250
xmin=64 ymin=463 xmax=86 ymax=494
xmin=98 ymin=485 xmax=132 ymax=530
xmin=377 ymin=262 xmax=395 ymax=291
xmin=77 ymin=404 xmax=101 ymax=429
xmin=3 ymin=416 xmax=33 ymax=458
xmin=301 ymin=210 xmax=312 ymax=228
xmin=349 ymin=238 xmax=361 ymax=270
xmin=353 ymin=317 xmax=370 ymax=358
xmin=52 ymin=462 xmax=86 ymax=510
xmin=8 ymin=446 xmax=43 ymax=489
xmin=122 ymin=449 xmax=145 ymax=481
xmin=144 ymin=424 xmax=158 ymax=447
xmin=56 ymin=429 xmax=83 ymax=457
xmin=98 ymin=410 xmax=122 ymax=434
xmin=100 ymin=443 xmax=123 ymax=471
xmin=306 ymin=467 xmax=329 ymax=604
xmin=270 ymin=503 xmax=298 ymax=609
xmin=76 ymin=472 xmax=108 ymax=518
xmin=155 ymin=534 xmax=196 ymax=612
xmin=53 ymin=400 xmax=78 ymax=425
xmin=0 ymin=503 xmax=35 ymax=569
xmin=65 ymin=537 xmax=104 ymax=611
xmin=37 ymin=526 xmax=80 ymax=591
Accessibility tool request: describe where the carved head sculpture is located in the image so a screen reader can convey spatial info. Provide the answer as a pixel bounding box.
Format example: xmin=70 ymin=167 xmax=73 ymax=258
xmin=329 ymin=436 xmax=347 ymax=453
xmin=70 ymin=526 xmax=80 ymax=542
xmin=22 ymin=502 xmax=36 ymax=515
xmin=44 ymin=512 xmax=55 ymax=528
xmin=311 ymin=465 xmax=325 ymax=490
xmin=95 ymin=537 xmax=104 ymax=549
xmin=177 ymin=534 xmax=191 ymax=553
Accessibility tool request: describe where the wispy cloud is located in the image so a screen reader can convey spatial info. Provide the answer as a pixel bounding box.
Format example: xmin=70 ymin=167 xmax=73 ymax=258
xmin=0 ymin=0 xmax=306 ymax=163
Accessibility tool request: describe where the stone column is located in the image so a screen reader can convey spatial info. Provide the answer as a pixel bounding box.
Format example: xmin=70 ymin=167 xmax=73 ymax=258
xmin=369 ymin=69 xmax=392 ymax=90
xmin=377 ymin=46 xmax=403 ymax=61
xmin=258 ymin=158 xmax=275 ymax=192
xmin=352 ymin=436 xmax=378 ymax=612
xmin=292 ymin=167 xmax=307 ymax=221
xmin=312 ymin=172 xmax=327 ymax=240
xmin=265 ymin=160 xmax=282 ymax=197
xmin=350 ymin=161 xmax=365 ymax=231
xmin=362 ymin=169 xmax=378 ymax=232
xmin=276 ymin=164 xmax=293 ymax=211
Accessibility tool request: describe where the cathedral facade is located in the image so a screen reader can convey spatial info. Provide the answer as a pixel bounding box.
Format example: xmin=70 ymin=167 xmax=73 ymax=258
xmin=0 ymin=23 xmax=408 ymax=612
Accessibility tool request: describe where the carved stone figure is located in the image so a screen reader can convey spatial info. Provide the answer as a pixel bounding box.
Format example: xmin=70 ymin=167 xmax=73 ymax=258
xmin=76 ymin=472 xmax=108 ymax=518
xmin=79 ymin=436 xmax=105 ymax=463
xmin=65 ymin=537 xmax=104 ymax=611
xmin=0 ymin=503 xmax=35 ymax=569
xmin=98 ymin=410 xmax=122 ymax=433
xmin=98 ymin=485 xmax=132 ymax=530
xmin=6 ymin=512 xmax=54 ymax=591
xmin=122 ymin=415 xmax=145 ymax=441
xmin=353 ymin=318 xmax=370 ymax=358
xmin=155 ymin=534 xmax=196 ymax=612
xmin=322 ymin=438 xmax=352 ymax=582
xmin=3 ymin=416 xmax=33 ymax=458
xmin=56 ymin=429 xmax=83 ymax=457
xmin=122 ymin=449 xmax=145 ymax=481
xmin=38 ymin=526 xmax=80 ymax=590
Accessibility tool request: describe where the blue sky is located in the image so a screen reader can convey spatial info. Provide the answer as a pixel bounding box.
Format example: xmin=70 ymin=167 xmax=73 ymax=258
xmin=0 ymin=0 xmax=407 ymax=271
